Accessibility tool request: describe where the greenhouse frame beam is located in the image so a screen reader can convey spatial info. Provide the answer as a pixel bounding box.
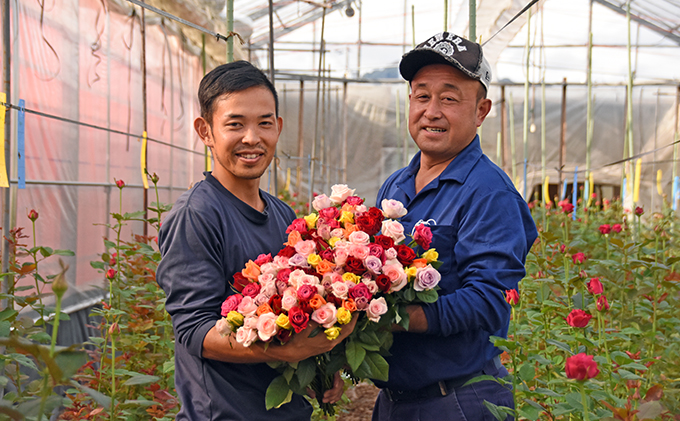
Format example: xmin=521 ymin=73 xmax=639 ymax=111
xmin=593 ymin=0 xmax=680 ymax=45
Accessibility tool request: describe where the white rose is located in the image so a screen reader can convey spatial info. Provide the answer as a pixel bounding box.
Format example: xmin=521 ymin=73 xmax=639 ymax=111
xmin=312 ymin=194 xmax=333 ymax=210
xmin=329 ymin=184 xmax=356 ymax=204
xmin=381 ymin=199 xmax=408 ymax=219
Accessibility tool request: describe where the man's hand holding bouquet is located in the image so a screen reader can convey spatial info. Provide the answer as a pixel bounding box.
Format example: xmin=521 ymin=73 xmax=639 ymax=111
xmin=217 ymin=185 xmax=442 ymax=415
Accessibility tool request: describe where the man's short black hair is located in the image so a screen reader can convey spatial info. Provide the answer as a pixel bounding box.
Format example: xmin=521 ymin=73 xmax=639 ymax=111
xmin=198 ymin=60 xmax=279 ymax=125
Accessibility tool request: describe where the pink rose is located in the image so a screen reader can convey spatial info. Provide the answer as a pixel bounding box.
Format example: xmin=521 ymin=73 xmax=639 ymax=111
xmin=242 ymin=283 xmax=261 ymax=298
xmin=330 ymin=228 xmax=345 ymax=239
xmin=312 ymin=303 xmax=338 ymax=328
xmin=349 ymin=244 xmax=370 ymax=260
xmin=254 ymin=253 xmax=273 ymax=266
xmin=254 ymin=292 xmax=270 ymax=306
xmin=381 ymin=199 xmax=408 ymax=219
xmin=297 ymin=284 xmax=317 ymax=301
xmin=235 ymin=327 xmax=258 ymax=347
xmin=312 ymin=194 xmax=333 ymax=210
xmin=366 ymin=297 xmax=388 ymax=322
xmin=413 ymin=224 xmax=433 ymax=250
xmin=415 ymin=265 xmax=441 ymax=291
xmin=383 ymin=263 xmax=407 ymax=292
xmin=237 ymin=296 xmax=258 ymax=317
xmin=331 ymin=281 xmax=350 ymax=300
xmin=317 ymin=224 xmax=332 ymax=240
xmin=294 ymin=240 xmax=317 ymax=257
xmin=281 ymin=288 xmax=298 ymax=311
xmin=319 ymin=206 xmax=340 ymax=220
xmin=334 ymin=248 xmax=349 ymax=266
xmin=381 ymin=220 xmax=406 ymax=244
xmin=348 ymin=230 xmax=371 ymax=246
xmin=349 ymin=282 xmax=373 ymax=302
xmin=329 ymin=184 xmax=356 ymax=204
xmin=364 ymin=255 xmax=383 ymax=275
xmin=256 ymin=312 xmax=279 ymax=342
xmin=345 ymin=196 xmax=364 ymax=206
xmin=384 ymin=247 xmax=398 ymax=261
xmin=362 ymin=279 xmax=379 ymax=294
xmin=221 ymin=294 xmax=243 ymax=316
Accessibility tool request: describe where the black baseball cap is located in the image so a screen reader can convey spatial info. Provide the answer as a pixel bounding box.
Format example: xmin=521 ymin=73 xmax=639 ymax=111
xmin=399 ymin=32 xmax=492 ymax=92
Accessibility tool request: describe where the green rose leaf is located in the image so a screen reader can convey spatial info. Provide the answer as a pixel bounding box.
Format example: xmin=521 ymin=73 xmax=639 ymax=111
xmin=346 ymin=340 xmax=366 ymax=372
xmin=265 ymin=375 xmax=293 ymax=410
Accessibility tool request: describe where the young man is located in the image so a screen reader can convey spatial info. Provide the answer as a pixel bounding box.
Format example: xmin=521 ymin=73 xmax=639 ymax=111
xmin=373 ymin=33 xmax=537 ymax=420
xmin=157 ymin=61 xmax=354 ymax=420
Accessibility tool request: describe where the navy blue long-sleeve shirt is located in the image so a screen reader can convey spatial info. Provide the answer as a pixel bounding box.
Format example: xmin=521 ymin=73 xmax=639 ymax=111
xmin=375 ymin=136 xmax=537 ymax=391
xmin=157 ymin=173 xmax=311 ymax=420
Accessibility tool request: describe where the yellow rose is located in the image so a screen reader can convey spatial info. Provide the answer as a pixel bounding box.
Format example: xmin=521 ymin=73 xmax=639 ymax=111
xmin=226 ymin=311 xmax=244 ymax=327
xmin=328 ymin=237 xmax=341 ymax=247
xmin=342 ymin=272 xmax=360 ymax=284
xmin=276 ymin=313 xmax=292 ymax=330
xmin=304 ymin=213 xmax=319 ymax=229
xmin=336 ymin=307 xmax=352 ymax=325
xmin=307 ymin=253 xmax=322 ymax=267
xmin=338 ymin=211 xmax=354 ymax=225
xmin=405 ymin=266 xmax=418 ymax=279
xmin=422 ymin=248 xmax=439 ymax=263
xmin=324 ymin=326 xmax=342 ymax=340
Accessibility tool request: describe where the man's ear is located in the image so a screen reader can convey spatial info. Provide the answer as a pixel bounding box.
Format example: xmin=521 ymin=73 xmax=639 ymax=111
xmin=476 ymin=98 xmax=492 ymax=127
xmin=194 ymin=117 xmax=213 ymax=147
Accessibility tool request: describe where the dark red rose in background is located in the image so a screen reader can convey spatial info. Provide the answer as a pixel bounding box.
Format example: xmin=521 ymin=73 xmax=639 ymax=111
xmin=320 ymin=248 xmax=335 ymax=262
xmin=587 ymin=278 xmax=603 ymax=295
xmin=374 ymin=235 xmax=395 ymax=250
xmin=232 ymin=273 xmax=250 ymax=292
xmin=505 ymin=289 xmax=519 ymax=306
xmin=598 ymin=224 xmax=611 ymax=235
xmin=566 ymin=309 xmax=592 ymax=327
xmin=326 ymin=293 xmax=343 ymax=308
xmin=395 ymin=245 xmax=416 ymax=266
xmin=572 ymin=252 xmax=586 ymax=264
xmin=278 ymin=246 xmax=296 ymax=258
xmin=276 ymin=328 xmax=292 ymax=344
xmin=356 ymin=214 xmax=381 ymax=236
xmin=345 ymin=256 xmax=366 ymax=275
xmin=242 ymin=283 xmax=261 ymax=298
xmin=288 ymin=306 xmax=309 ymax=333
xmin=597 ymin=295 xmax=610 ymax=312
xmin=612 ymin=224 xmax=622 ymax=233
xmin=367 ymin=207 xmax=384 ymax=221
xmin=376 ymin=274 xmax=391 ymax=292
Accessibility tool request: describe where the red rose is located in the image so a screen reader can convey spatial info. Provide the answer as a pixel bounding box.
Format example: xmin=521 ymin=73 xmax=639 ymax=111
xmin=635 ymin=206 xmax=644 ymax=216
xmin=114 ymin=179 xmax=125 ymax=189
xmin=233 ymin=272 xmax=250 ymax=292
xmin=242 ymin=283 xmax=261 ymax=298
xmin=288 ymin=306 xmax=310 ymax=333
xmin=325 ymin=293 xmax=343 ymax=308
xmin=319 ymin=207 xmax=340 ymax=221
xmin=560 ymin=201 xmax=574 ymax=213
xmin=374 ymin=235 xmax=395 ymax=250
xmin=597 ymin=295 xmax=610 ymax=312
xmin=302 ymin=267 xmax=322 ymax=280
xmin=395 ymin=245 xmax=416 ymax=266
xmin=368 ymin=243 xmax=385 ymax=262
xmin=376 ymin=274 xmax=391 ymax=292
xmin=612 ymin=224 xmax=622 ymax=233
xmin=345 ymin=196 xmax=364 ymax=206
xmin=505 ymin=289 xmax=519 ymax=306
xmin=269 ymin=295 xmax=283 ymax=314
xmin=356 ymin=214 xmax=381 ymax=236
xmin=325 ymin=218 xmax=341 ymax=229
xmin=221 ymin=294 xmax=243 ymax=316
xmin=572 ymin=252 xmax=586 ymax=264
xmin=28 ymin=209 xmax=39 ymax=222
xmin=277 ymin=246 xmax=296 ymax=258
xmin=598 ymin=224 xmax=611 ymax=235
xmin=587 ymin=278 xmax=603 ymax=295
xmin=344 ymin=256 xmax=366 ymax=275
xmin=413 ymin=224 xmax=433 ymax=250
xmin=276 ymin=328 xmax=292 ymax=344
xmin=349 ymin=282 xmax=373 ymax=302
xmin=286 ymin=218 xmax=308 ymax=234
xmin=319 ymin=248 xmax=335 ymax=262
xmin=566 ymin=309 xmax=592 ymax=328
xmin=560 ymin=244 xmax=566 ymax=254
xmin=367 ymin=206 xmax=384 ymax=221
xmin=297 ymin=284 xmax=317 ymax=302
xmin=106 ymin=268 xmax=117 ymax=280
xmin=276 ymin=268 xmax=292 ymax=283
xmin=254 ymin=253 xmax=273 ymax=266
xmin=565 ymin=353 xmax=599 ymax=380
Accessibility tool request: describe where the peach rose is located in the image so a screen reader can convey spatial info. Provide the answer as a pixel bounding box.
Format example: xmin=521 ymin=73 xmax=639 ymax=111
xmin=237 ymin=296 xmax=258 ymax=317
xmin=235 ymin=327 xmax=258 ymax=347
xmin=331 ymin=281 xmax=350 ymax=299
xmin=348 ymin=230 xmax=371 ymax=246
xmin=349 ymin=244 xmax=370 ymax=260
xmin=285 ymin=230 xmax=302 ymax=247
xmin=215 ymin=318 xmax=233 ymax=336
xmin=366 ymin=297 xmax=388 ymax=322
xmin=312 ymin=194 xmax=333 ymax=210
xmin=312 ymin=303 xmax=338 ymax=328
xmin=241 ymin=260 xmax=261 ymax=280
xmin=281 ymin=288 xmax=298 ymax=311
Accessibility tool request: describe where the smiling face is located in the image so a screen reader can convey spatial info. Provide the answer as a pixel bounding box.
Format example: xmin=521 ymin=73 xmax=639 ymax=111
xmin=408 ymin=63 xmax=491 ymax=167
xmin=194 ymin=86 xmax=283 ymax=194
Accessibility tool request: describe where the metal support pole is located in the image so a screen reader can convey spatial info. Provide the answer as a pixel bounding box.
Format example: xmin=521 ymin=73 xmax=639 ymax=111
xmin=469 ymin=0 xmax=476 ymax=42
xmin=559 ymin=78 xmax=567 ymax=199
xmin=141 ymin=6 xmax=149 ymax=236
xmin=342 ymin=81 xmax=348 ymax=184
xmin=226 ymin=0 xmax=234 ymax=62
xmin=1 ymin=0 xmax=12 ymax=311
xmin=296 ymin=80 xmax=304 ymax=193
xmin=268 ymin=0 xmax=278 ymax=196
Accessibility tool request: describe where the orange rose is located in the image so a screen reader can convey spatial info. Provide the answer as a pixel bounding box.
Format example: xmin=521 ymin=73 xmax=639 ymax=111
xmin=412 ymin=258 xmax=428 ymax=269
xmin=341 ymin=203 xmax=356 ymax=213
xmin=285 ymin=230 xmax=302 ymax=247
xmin=316 ymin=259 xmax=335 ymax=275
xmin=241 ymin=260 xmax=261 ymax=280
xmin=257 ymin=303 xmax=273 ymax=316
xmin=343 ymin=223 xmax=359 ymax=239
xmin=309 ymin=294 xmax=327 ymax=310
xmin=342 ymin=298 xmax=357 ymax=312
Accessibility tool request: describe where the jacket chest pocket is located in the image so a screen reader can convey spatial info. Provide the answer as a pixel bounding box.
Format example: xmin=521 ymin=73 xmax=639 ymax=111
xmin=429 ymin=224 xmax=456 ymax=278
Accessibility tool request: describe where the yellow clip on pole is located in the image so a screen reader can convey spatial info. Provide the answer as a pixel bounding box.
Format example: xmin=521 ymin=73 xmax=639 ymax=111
xmin=0 ymin=93 xmax=8 ymax=187
xmin=633 ymin=158 xmax=642 ymax=203
xmin=140 ymin=131 xmax=149 ymax=189
xmin=656 ymin=169 xmax=663 ymax=196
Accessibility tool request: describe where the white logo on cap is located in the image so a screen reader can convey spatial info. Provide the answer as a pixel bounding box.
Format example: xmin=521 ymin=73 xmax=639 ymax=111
xmin=426 ymin=33 xmax=468 ymax=57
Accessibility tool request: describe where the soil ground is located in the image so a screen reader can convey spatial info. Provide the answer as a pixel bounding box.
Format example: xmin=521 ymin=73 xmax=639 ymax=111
xmin=336 ymin=382 xmax=380 ymax=421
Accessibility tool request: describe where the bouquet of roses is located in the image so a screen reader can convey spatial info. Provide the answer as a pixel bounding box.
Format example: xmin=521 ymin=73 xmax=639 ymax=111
xmin=216 ymin=184 xmax=442 ymax=414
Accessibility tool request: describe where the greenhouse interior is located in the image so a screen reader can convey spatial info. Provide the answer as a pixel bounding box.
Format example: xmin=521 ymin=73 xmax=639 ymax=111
xmin=1 ymin=0 xmax=680 ymax=419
